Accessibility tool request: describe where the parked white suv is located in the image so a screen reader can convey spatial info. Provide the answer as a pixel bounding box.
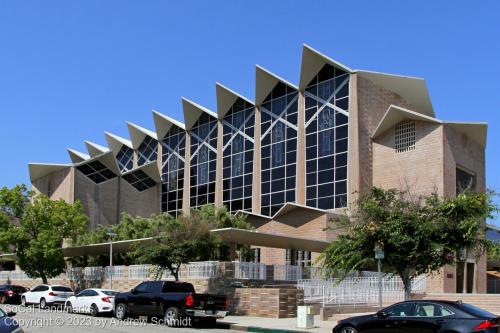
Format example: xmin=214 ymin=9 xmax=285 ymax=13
xmin=21 ymin=285 xmax=74 ymax=308
xmin=65 ymin=288 xmax=118 ymax=316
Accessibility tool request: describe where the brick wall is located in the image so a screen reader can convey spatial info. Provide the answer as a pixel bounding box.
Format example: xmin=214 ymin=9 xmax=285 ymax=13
xmin=372 ymin=121 xmax=444 ymax=196
xmin=356 ymin=76 xmax=416 ymax=194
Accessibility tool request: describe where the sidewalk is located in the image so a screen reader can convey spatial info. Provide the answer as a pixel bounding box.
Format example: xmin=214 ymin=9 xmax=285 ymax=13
xmin=219 ymin=313 xmax=371 ymax=333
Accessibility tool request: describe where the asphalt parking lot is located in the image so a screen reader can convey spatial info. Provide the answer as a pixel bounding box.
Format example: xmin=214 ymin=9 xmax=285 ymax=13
xmin=1 ymin=305 xmax=238 ymax=333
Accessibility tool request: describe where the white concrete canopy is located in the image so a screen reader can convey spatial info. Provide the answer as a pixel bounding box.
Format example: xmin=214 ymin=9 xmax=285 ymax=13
xmin=182 ymin=97 xmax=217 ymax=130
xmin=153 ymin=110 xmax=185 ymax=140
xmin=84 ymin=140 xmax=110 ymax=158
xmin=63 ymin=237 xmax=157 ymax=257
xmin=272 ymin=202 xmax=329 ymax=220
xmin=299 ymin=44 xmax=352 ymax=90
xmin=104 ymin=132 xmax=133 ymax=157
xmin=67 ymin=148 xmax=90 ymax=164
xmin=255 ymin=65 xmax=298 ymax=106
xmin=121 ymin=160 xmax=161 ymax=182
xmin=127 ymin=122 xmax=158 ymax=150
xmin=444 ymin=122 xmax=488 ymax=147
xmin=356 ymin=70 xmax=435 ymax=117
xmin=216 ymin=82 xmax=254 ymax=119
xmin=28 ymin=163 xmax=72 ymax=182
xmin=211 ymin=228 xmax=330 ymax=253
xmin=372 ymin=104 xmax=442 ymax=139
xmin=74 ymin=151 xmax=121 ymax=175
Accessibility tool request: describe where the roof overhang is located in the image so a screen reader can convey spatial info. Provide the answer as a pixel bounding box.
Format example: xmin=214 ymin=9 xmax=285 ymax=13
xmin=235 ymin=211 xmax=272 ymax=228
xmin=63 ymin=237 xmax=157 ymax=257
xmin=356 ymin=70 xmax=435 ymax=117
xmin=67 ymin=148 xmax=90 ymax=164
xmin=255 ymin=65 xmax=298 ymax=106
xmin=84 ymin=140 xmax=110 ymax=158
xmin=444 ymin=122 xmax=488 ymax=148
xmin=127 ymin=122 xmax=158 ymax=149
xmin=211 ymin=228 xmax=330 ymax=253
xmin=299 ymin=44 xmax=352 ymax=90
xmin=216 ymin=83 xmax=254 ymax=119
xmin=122 ymin=160 xmax=161 ymax=182
xmin=153 ymin=111 xmax=185 ymax=140
xmin=74 ymin=151 xmax=120 ymax=175
xmin=104 ymin=132 xmax=132 ymax=156
xmin=182 ymin=97 xmax=217 ymax=130
xmin=272 ymin=202 xmax=330 ymax=220
xmin=372 ymin=105 xmax=442 ymax=139
xmin=28 ymin=163 xmax=72 ymax=182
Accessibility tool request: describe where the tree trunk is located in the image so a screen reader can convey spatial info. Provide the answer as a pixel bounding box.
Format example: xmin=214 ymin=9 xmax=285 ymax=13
xmin=41 ymin=272 xmax=48 ymax=284
xmin=400 ymin=270 xmax=412 ymax=301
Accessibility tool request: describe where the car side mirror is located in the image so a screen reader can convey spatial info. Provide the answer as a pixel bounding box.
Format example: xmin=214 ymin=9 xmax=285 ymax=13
xmin=131 ymin=288 xmax=136 ymax=294
xmin=7 ymin=311 xmax=16 ymax=317
xmin=377 ymin=311 xmax=389 ymax=319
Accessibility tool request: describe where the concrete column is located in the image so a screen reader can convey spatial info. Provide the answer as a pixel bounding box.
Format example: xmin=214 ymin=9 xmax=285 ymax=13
xmin=296 ymin=91 xmax=306 ymax=205
xmin=252 ymin=106 xmax=262 ymax=214
xmin=215 ymin=120 xmax=224 ymax=208
xmin=182 ymin=133 xmax=191 ymax=215
xmin=347 ymin=73 xmax=360 ymax=205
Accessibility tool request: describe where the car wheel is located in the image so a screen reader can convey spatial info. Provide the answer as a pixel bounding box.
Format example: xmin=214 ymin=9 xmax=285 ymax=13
xmin=115 ymin=303 xmax=127 ymax=320
xmin=340 ymin=326 xmax=358 ymax=333
xmin=66 ymin=302 xmax=73 ymax=313
xmin=164 ymin=307 xmax=180 ymax=326
xmin=40 ymin=298 xmax=47 ymax=309
xmin=90 ymin=304 xmax=99 ymax=317
xmin=21 ymin=297 xmax=26 ymax=307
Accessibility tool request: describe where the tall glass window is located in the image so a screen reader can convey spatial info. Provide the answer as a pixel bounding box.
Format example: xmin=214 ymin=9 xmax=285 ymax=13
xmin=161 ymin=126 xmax=185 ymax=217
xmin=260 ymin=82 xmax=298 ymax=216
xmin=304 ymin=64 xmax=349 ymax=209
xmin=189 ymin=113 xmax=217 ymax=209
xmin=115 ymin=145 xmax=134 ymax=173
xmin=137 ymin=136 xmax=158 ymax=166
xmin=222 ymin=98 xmax=254 ymax=213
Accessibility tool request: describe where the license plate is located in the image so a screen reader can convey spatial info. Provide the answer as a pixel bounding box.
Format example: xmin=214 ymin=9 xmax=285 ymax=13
xmin=205 ymin=310 xmax=215 ymax=315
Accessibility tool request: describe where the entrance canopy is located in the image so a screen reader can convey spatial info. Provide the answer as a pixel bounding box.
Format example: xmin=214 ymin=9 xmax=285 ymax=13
xmin=211 ymin=228 xmax=330 ymax=253
xmin=0 ymin=228 xmax=330 ymax=261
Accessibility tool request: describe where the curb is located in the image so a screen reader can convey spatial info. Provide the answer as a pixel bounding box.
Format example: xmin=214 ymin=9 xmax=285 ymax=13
xmin=219 ymin=322 xmax=313 ymax=333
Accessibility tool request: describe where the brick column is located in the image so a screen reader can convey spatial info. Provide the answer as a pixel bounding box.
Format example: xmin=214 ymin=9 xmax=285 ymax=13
xmin=296 ymin=91 xmax=306 ymax=205
xmin=215 ymin=120 xmax=224 ymax=208
xmin=182 ymin=133 xmax=191 ymax=215
xmin=252 ymin=106 xmax=262 ymax=213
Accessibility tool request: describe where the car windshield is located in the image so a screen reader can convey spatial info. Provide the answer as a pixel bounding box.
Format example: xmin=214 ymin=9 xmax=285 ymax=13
xmin=101 ymin=291 xmax=118 ymax=296
xmin=52 ymin=286 xmax=73 ymax=292
xmin=460 ymin=303 xmax=496 ymax=318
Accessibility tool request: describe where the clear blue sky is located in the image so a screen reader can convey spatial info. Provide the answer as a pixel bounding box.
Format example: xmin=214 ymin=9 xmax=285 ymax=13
xmin=0 ymin=1 xmax=498 ymax=224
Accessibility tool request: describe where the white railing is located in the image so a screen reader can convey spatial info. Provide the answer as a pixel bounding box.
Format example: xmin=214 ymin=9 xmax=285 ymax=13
xmin=186 ymin=261 xmax=218 ymax=279
xmin=128 ymin=265 xmax=152 ymax=279
xmin=274 ymin=264 xmax=303 ymax=281
xmin=233 ymin=262 xmax=266 ymax=280
xmin=10 ymin=271 xmax=30 ymax=280
xmin=105 ymin=266 xmax=125 ymax=280
xmin=298 ymin=274 xmax=427 ymax=306
xmin=83 ymin=266 xmax=105 ymax=280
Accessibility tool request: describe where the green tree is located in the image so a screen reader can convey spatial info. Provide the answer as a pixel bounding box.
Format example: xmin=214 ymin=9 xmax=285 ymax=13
xmin=131 ymin=212 xmax=216 ymax=280
xmin=319 ymin=187 xmax=497 ymax=300
xmin=8 ymin=195 xmax=89 ymax=283
xmin=487 ymin=240 xmax=500 ymax=261
xmin=0 ymin=185 xmax=31 ymax=251
xmin=73 ymin=204 xmax=254 ymax=266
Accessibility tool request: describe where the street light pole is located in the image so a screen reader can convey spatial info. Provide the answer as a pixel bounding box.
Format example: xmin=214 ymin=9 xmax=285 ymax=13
xmin=374 ymin=245 xmax=385 ymax=311
xmin=107 ymin=229 xmax=117 ymax=290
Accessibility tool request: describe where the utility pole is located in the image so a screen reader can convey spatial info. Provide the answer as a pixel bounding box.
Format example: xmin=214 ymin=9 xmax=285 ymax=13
xmin=374 ymin=245 xmax=385 ymax=310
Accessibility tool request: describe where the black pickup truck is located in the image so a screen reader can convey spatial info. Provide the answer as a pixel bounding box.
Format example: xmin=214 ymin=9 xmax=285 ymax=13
xmin=113 ymin=281 xmax=228 ymax=325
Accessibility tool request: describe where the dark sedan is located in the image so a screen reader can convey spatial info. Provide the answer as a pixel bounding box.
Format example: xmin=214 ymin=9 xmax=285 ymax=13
xmin=0 ymin=285 xmax=28 ymax=305
xmin=333 ymin=300 xmax=499 ymax=333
